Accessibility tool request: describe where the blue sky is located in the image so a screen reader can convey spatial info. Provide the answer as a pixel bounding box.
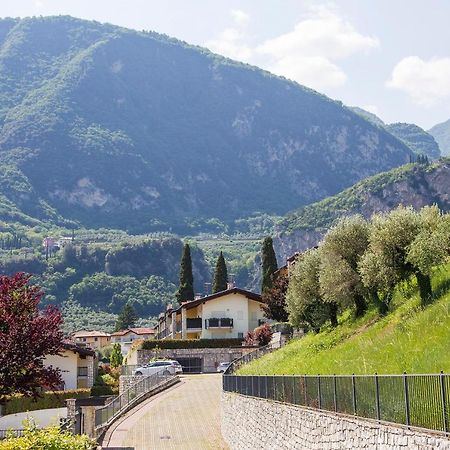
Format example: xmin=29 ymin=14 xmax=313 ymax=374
xmin=2 ymin=0 xmax=450 ymax=129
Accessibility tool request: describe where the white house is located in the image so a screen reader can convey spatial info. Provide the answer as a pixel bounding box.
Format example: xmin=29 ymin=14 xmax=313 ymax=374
xmin=44 ymin=343 xmax=96 ymax=390
xmin=155 ymin=287 xmax=267 ymax=340
xmin=111 ymin=327 xmax=155 ymax=355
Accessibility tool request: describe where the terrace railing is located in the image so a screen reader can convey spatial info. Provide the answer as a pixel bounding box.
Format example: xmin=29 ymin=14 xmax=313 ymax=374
xmin=186 ymin=318 xmax=202 ymax=329
xmin=223 ymin=372 xmax=450 ymax=436
xmin=95 ymin=368 xmax=176 ymax=428
xmin=205 ymin=318 xmax=233 ymax=329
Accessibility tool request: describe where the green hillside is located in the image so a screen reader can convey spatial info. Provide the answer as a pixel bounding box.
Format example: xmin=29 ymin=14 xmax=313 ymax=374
xmin=385 ymin=123 xmax=441 ymax=159
xmin=278 ymin=158 xmax=450 ymax=235
xmin=429 ymin=118 xmax=450 ymax=156
xmin=239 ymin=263 xmax=450 ymax=375
xmin=0 ymin=16 xmax=411 ymax=233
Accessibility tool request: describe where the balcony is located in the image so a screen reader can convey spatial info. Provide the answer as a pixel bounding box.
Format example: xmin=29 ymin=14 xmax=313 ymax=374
xmin=205 ymin=318 xmax=233 ymax=329
xmin=186 ymin=318 xmax=202 ymax=330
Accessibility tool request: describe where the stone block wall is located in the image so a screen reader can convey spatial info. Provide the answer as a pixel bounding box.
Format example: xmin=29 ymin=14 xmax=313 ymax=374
xmin=137 ymin=347 xmax=253 ymax=372
xmin=222 ymin=392 xmax=450 ymax=450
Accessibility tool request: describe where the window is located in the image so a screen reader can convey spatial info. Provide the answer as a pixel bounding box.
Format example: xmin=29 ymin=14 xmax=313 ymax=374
xmin=238 ymin=332 xmax=244 ymax=339
xmin=94 ymin=337 xmax=98 ymax=342
xmin=77 ymin=367 xmax=88 ymax=377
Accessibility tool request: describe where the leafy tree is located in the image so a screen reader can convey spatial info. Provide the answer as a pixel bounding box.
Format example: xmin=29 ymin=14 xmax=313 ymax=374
xmin=319 ymin=216 xmax=369 ymax=317
xmin=176 ymin=243 xmax=194 ymax=303
xmin=286 ymin=249 xmax=337 ymax=331
xmin=212 ymin=251 xmax=228 ymax=293
xmin=359 ymin=206 xmax=423 ymax=306
xmin=115 ymin=303 xmax=137 ymax=331
xmin=261 ymin=237 xmax=278 ymax=294
xmin=110 ymin=343 xmax=123 ymax=368
xmin=262 ymin=273 xmax=289 ymax=322
xmin=407 ymin=206 xmax=450 ymax=304
xmin=0 ymin=273 xmax=63 ymax=404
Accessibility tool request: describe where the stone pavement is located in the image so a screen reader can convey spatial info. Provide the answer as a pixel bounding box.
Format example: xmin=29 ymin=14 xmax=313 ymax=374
xmin=102 ymin=373 xmax=229 ymax=450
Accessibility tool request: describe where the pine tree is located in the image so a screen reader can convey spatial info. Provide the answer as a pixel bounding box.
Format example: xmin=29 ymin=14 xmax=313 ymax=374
xmin=110 ymin=343 xmax=123 ymax=368
xmin=212 ymin=251 xmax=228 ymax=293
xmin=261 ymin=236 xmax=278 ymax=294
xmin=176 ymin=243 xmax=194 ymax=303
xmin=115 ymin=303 xmax=137 ymax=331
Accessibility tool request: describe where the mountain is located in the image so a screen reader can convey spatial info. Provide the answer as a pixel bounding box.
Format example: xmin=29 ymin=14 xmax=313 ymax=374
xmin=350 ymin=107 xmax=441 ymax=159
xmin=429 ymin=119 xmax=450 ymax=156
xmin=385 ymin=123 xmax=441 ymax=159
xmin=274 ymin=159 xmax=450 ymax=262
xmin=0 ymin=16 xmax=412 ymax=233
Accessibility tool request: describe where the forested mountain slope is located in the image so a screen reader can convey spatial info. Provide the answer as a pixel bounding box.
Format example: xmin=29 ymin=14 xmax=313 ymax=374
xmin=429 ymin=118 xmax=450 ymax=156
xmin=0 ymin=16 xmax=412 ymax=233
xmin=274 ymin=159 xmax=450 ymax=261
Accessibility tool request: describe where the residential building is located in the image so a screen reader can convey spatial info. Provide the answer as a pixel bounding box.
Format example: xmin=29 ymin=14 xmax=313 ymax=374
xmin=72 ymin=330 xmax=111 ymax=350
xmin=155 ymin=287 xmax=267 ymax=340
xmin=111 ymin=327 xmax=155 ymax=355
xmin=44 ymin=343 xmax=96 ymax=390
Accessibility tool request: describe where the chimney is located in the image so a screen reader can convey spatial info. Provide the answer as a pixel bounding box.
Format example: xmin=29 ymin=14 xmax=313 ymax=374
xmin=227 ymin=281 xmax=235 ymax=290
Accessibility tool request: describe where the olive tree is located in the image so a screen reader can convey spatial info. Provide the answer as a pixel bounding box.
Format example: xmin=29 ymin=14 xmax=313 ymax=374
xmin=319 ymin=216 xmax=369 ymax=317
xmin=286 ymin=248 xmax=337 ymax=331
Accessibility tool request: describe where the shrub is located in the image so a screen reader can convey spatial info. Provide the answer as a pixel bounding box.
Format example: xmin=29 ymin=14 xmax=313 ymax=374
xmin=90 ymin=375 xmax=114 ymax=396
xmin=141 ymin=338 xmax=243 ymax=350
xmin=244 ymin=324 xmax=273 ymax=346
xmin=4 ymin=389 xmax=90 ymax=415
xmin=0 ymin=423 xmax=95 ymax=450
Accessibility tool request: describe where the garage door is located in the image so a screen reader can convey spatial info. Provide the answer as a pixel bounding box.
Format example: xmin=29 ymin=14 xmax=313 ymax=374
xmin=175 ymin=357 xmax=202 ymax=373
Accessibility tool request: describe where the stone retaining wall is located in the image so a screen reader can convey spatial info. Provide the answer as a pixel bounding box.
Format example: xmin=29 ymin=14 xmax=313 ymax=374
xmin=137 ymin=347 xmax=254 ymax=372
xmin=222 ymin=392 xmax=450 ymax=450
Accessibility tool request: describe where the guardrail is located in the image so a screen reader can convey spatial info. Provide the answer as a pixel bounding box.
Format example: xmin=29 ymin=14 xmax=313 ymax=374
xmin=223 ymin=372 xmax=450 ymax=436
xmin=95 ymin=368 xmax=176 ymax=428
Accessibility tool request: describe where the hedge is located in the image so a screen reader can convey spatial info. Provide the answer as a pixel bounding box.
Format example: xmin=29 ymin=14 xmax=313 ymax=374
xmin=4 ymin=389 xmax=91 ymax=415
xmin=141 ymin=338 xmax=244 ymax=350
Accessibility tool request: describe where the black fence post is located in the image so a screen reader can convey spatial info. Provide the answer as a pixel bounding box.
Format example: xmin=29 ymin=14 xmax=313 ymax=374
xmin=304 ymin=375 xmax=308 ymax=406
xmin=318 ymin=375 xmax=322 ymax=409
xmin=265 ymin=375 xmax=268 ymax=399
xmin=282 ymin=376 xmax=286 ymax=402
xmin=292 ymin=375 xmax=296 ymax=405
xmin=403 ymin=372 xmax=411 ymax=428
xmin=375 ymin=373 xmax=380 ymax=422
xmin=440 ymin=371 xmax=448 ymax=433
xmin=352 ymin=374 xmax=357 ymax=415
xmin=333 ymin=374 xmax=337 ymax=412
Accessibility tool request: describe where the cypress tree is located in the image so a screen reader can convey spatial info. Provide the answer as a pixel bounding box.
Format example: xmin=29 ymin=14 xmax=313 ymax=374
xmin=115 ymin=303 xmax=137 ymax=331
xmin=212 ymin=251 xmax=228 ymax=293
xmin=261 ymin=236 xmax=278 ymax=294
xmin=176 ymin=243 xmax=194 ymax=303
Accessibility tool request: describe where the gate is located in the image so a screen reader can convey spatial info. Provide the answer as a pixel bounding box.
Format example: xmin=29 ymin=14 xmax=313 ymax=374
xmin=175 ymin=357 xmax=203 ymax=373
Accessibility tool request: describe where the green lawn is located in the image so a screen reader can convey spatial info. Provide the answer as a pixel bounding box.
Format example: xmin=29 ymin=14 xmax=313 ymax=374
xmin=239 ymin=264 xmax=450 ymax=375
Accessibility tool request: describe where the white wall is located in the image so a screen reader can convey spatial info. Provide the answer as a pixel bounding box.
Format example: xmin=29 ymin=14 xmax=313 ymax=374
xmin=44 ymin=351 xmax=78 ymax=390
xmin=0 ymin=408 xmax=67 ymax=430
xmin=201 ymin=293 xmax=255 ymax=339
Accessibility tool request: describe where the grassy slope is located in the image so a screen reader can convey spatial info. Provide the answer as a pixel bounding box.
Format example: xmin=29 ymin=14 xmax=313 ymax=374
xmin=240 ymin=263 xmax=450 ymax=375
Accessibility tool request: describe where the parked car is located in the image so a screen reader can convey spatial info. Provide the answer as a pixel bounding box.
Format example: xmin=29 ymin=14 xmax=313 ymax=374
xmin=134 ymin=360 xmax=183 ymax=376
xmin=217 ymin=362 xmax=231 ymax=373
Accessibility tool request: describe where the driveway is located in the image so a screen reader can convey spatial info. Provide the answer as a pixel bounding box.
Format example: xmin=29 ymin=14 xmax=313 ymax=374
xmin=102 ymin=374 xmax=229 ymax=450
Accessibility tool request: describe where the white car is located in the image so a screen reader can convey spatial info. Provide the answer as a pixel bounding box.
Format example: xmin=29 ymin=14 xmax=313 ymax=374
xmin=217 ymin=362 xmax=231 ymax=373
xmin=133 ymin=360 xmax=183 ymax=376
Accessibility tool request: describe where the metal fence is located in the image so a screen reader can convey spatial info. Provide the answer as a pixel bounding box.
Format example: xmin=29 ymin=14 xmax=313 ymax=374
xmin=0 ymin=429 xmax=24 ymax=440
xmin=223 ymin=373 xmax=450 ymax=435
xmin=95 ymin=368 xmax=176 ymax=428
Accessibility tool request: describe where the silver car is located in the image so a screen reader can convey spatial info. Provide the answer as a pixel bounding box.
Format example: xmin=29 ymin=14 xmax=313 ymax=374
xmin=134 ymin=360 xmax=183 ymax=376
xmin=217 ymin=362 xmax=231 ymax=373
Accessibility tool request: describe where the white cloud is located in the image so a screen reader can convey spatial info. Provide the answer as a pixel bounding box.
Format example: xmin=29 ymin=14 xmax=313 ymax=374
xmin=386 ymin=56 xmax=450 ymax=107
xmin=270 ymin=56 xmax=347 ymax=89
xmin=231 ymin=9 xmax=249 ymax=26
xmin=256 ymin=5 xmax=379 ymax=90
xmin=205 ymin=28 xmax=253 ymax=61
xmin=34 ymin=0 xmax=44 ymax=8
xmin=204 ymin=4 xmax=379 ymax=92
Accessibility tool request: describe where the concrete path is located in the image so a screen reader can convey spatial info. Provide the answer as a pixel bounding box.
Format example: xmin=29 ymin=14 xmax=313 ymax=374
xmin=102 ymin=374 xmax=229 ymax=450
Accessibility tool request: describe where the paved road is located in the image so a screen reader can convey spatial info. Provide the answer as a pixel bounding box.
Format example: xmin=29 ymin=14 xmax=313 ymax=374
xmin=102 ymin=374 xmax=229 ymax=450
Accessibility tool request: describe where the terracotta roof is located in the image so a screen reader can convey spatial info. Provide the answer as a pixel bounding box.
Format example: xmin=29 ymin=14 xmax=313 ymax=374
xmin=111 ymin=327 xmax=155 ymax=337
xmin=72 ymin=330 xmax=111 ymax=338
xmin=62 ymin=342 xmax=96 ymax=357
xmin=182 ymin=287 xmax=262 ymax=311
